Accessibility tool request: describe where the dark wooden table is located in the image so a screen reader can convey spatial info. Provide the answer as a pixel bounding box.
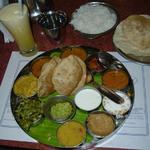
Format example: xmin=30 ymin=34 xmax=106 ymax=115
xmin=0 ymin=0 xmax=150 ymax=149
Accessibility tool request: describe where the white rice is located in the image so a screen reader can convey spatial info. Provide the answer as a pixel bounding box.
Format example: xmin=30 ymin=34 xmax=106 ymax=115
xmin=70 ymin=4 xmax=117 ymax=34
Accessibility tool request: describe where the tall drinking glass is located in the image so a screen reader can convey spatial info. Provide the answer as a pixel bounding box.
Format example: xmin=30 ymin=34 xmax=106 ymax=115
xmin=0 ymin=3 xmax=38 ymax=56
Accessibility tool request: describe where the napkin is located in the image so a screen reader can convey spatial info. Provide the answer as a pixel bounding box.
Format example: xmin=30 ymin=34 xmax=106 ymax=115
xmin=0 ymin=23 xmax=14 ymax=43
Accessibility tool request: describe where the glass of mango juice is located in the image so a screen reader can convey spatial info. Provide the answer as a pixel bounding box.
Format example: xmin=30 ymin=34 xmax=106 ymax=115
xmin=0 ymin=3 xmax=38 ymax=56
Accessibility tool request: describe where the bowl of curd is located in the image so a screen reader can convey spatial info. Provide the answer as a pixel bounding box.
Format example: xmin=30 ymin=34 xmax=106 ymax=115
xmin=74 ymin=87 xmax=102 ymax=111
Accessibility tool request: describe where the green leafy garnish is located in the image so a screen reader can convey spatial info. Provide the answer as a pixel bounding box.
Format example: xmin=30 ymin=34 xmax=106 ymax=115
xmin=50 ymin=52 xmax=61 ymax=58
xmin=93 ymin=73 xmax=102 ymax=85
xmin=15 ymin=98 xmax=43 ymax=131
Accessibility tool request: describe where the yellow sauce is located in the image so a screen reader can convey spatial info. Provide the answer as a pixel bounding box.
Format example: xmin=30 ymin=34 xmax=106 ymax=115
xmin=13 ymin=74 xmax=38 ymax=97
xmin=57 ymin=121 xmax=86 ymax=147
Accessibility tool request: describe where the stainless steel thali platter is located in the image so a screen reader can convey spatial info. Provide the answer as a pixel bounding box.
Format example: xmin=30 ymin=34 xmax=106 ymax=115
xmin=10 ymin=45 xmax=134 ymax=148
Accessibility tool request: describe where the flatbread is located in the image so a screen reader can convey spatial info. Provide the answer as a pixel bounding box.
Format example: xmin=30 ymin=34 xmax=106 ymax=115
xmin=52 ymin=55 xmax=83 ymax=95
xmin=71 ymin=56 xmax=86 ymax=94
xmin=113 ymin=15 xmax=150 ymax=56
xmin=38 ymin=56 xmax=61 ymax=97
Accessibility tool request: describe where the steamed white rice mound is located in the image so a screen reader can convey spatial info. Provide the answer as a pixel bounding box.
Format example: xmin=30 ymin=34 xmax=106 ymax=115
xmin=70 ymin=4 xmax=117 ymax=34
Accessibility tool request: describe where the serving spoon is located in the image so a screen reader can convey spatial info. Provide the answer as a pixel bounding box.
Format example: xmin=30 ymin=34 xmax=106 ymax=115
xmin=98 ymin=85 xmax=124 ymax=104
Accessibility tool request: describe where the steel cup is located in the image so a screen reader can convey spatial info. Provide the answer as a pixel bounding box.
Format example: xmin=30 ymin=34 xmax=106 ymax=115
xmin=38 ymin=11 xmax=67 ymax=44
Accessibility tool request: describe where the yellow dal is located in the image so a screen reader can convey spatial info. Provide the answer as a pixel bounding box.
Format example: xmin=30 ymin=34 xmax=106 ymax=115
xmin=57 ymin=121 xmax=86 ymax=147
xmin=13 ymin=74 xmax=38 ymax=97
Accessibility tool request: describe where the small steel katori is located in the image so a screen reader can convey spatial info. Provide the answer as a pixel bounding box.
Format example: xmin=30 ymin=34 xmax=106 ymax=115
xmin=38 ymin=10 xmax=67 ymax=43
xmin=24 ymin=0 xmax=67 ymax=43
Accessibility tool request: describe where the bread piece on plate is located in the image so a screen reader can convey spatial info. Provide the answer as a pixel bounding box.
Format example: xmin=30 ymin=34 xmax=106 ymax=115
xmin=113 ymin=15 xmax=150 ymax=56
xmin=71 ymin=56 xmax=86 ymax=94
xmin=52 ymin=55 xmax=83 ymax=95
xmin=38 ymin=56 xmax=61 ymax=97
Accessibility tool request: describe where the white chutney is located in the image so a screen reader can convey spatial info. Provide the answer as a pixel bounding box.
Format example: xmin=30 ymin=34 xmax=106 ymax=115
xmin=74 ymin=87 xmax=102 ymax=111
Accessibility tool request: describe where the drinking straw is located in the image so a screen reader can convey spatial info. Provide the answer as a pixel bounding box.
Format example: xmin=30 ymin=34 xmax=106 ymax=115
xmin=18 ymin=0 xmax=23 ymax=15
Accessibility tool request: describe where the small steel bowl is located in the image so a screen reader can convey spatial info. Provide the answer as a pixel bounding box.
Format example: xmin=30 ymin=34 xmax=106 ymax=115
xmin=56 ymin=120 xmax=86 ymax=147
xmin=102 ymin=90 xmax=132 ymax=116
xmin=38 ymin=10 xmax=67 ymax=40
xmin=102 ymin=68 xmax=130 ymax=90
xmin=30 ymin=56 xmax=51 ymax=78
xmin=43 ymin=95 xmax=76 ymax=123
xmin=74 ymin=86 xmax=102 ymax=111
xmin=70 ymin=2 xmax=119 ymax=39
xmin=85 ymin=51 xmax=114 ymax=73
xmin=86 ymin=111 xmax=116 ymax=138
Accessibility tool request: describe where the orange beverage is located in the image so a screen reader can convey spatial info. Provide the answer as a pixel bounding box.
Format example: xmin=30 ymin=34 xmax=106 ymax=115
xmin=0 ymin=3 xmax=38 ymax=56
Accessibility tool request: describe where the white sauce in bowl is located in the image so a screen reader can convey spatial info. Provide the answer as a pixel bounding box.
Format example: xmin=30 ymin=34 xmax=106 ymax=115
xmin=74 ymin=87 xmax=102 ymax=111
xmin=102 ymin=91 xmax=131 ymax=116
